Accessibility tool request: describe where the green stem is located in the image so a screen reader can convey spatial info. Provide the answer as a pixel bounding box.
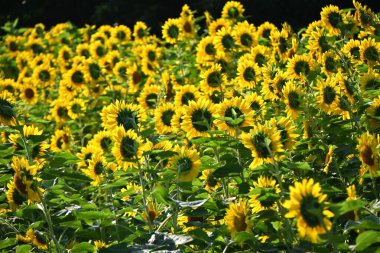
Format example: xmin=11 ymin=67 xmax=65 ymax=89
xmin=136 ymin=157 xmax=153 ymax=233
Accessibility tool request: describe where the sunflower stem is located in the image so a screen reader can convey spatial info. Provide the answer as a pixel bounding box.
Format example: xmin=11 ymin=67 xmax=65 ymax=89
xmin=15 ymin=118 xmax=32 ymax=162
xmin=136 ymin=157 xmax=153 ymax=233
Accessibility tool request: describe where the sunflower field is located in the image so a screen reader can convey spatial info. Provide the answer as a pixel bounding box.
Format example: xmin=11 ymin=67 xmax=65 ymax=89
xmin=0 ymin=0 xmax=380 ymax=252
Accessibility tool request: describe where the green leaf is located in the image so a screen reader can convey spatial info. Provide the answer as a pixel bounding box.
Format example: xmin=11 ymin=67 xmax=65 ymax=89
xmin=16 ymin=244 xmax=32 ymax=253
xmin=354 ymin=230 xmax=380 ymax=251
xmin=71 ymin=242 xmax=95 ymax=253
xmin=213 ymin=163 xmax=242 ymax=178
xmin=330 ymin=199 xmax=367 ymax=217
xmin=0 ymin=238 xmax=16 ymax=250
xmin=50 ymin=152 xmax=80 ymax=168
xmin=290 ymin=162 xmax=312 ymax=171
xmin=152 ymin=186 xmax=170 ymax=204
xmin=345 ymin=217 xmax=380 ymax=232
xmin=74 ymin=209 xmax=113 ymax=222
xmin=234 ymin=231 xmax=255 ymax=243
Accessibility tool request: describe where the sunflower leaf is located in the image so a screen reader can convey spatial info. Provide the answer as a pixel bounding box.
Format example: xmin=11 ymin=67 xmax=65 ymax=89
xmin=353 ymin=230 xmax=380 ymax=251
xmin=329 ymin=199 xmax=367 ymax=218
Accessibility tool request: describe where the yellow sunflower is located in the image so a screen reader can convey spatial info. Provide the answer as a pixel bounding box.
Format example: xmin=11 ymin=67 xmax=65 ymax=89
xmin=214 ymin=26 xmax=235 ymax=52
xmin=169 ymin=145 xmax=201 ymax=182
xmin=101 ymin=100 xmax=147 ymax=132
xmin=154 ymin=103 xmax=177 ymax=135
xmin=196 ymin=36 xmax=217 ymax=66
xmin=112 ymin=127 xmax=145 ymax=170
xmin=7 ymin=180 xmax=26 ymax=210
xmin=269 ymin=117 xmax=299 ymax=151
xmin=224 ymin=198 xmax=251 ymax=237
xmin=50 ymin=128 xmax=71 ymax=152
xmin=283 ymin=178 xmax=334 ymax=243
xmin=89 ymin=130 xmax=113 ymax=154
xmin=357 ymin=132 xmax=379 ymax=177
xmin=90 ymin=40 xmax=108 ymax=60
xmin=199 ymin=64 xmax=227 ymax=94
xmin=286 ymin=54 xmax=314 ymax=81
xmin=20 ymin=80 xmax=38 ymax=105
xmin=321 ymin=50 xmax=341 ymax=76
xmin=82 ymin=153 xmax=110 ymax=186
xmin=133 ymin=21 xmax=149 ymax=42
xmin=76 ymin=43 xmax=91 ymax=58
xmin=32 ymin=63 xmax=56 ymax=87
xmin=240 ymin=123 xmax=284 ymax=169
xmin=320 ymin=5 xmax=343 ymax=36
xmin=112 ymin=25 xmax=132 ymax=43
xmin=237 ymin=58 xmax=261 ymax=89
xmin=250 ymin=45 xmax=271 ymax=67
xmin=342 ymin=39 xmax=361 ymax=63
xmin=0 ymin=90 xmax=16 ymax=126
xmin=256 ymin=22 xmax=277 ymax=41
xmin=221 ymin=1 xmax=245 ymax=20
xmin=306 ymin=27 xmax=330 ymax=58
xmin=360 ymin=38 xmax=380 ymax=66
xmin=243 ymin=92 xmax=266 ymax=119
xmin=63 ymin=65 xmax=89 ymax=88
xmin=162 ymin=18 xmax=183 ymax=44
xmin=138 ymin=85 xmax=161 ymax=111
xmin=181 ymin=98 xmax=217 ymax=140
xmin=51 ymin=98 xmax=71 ymax=124
xmin=316 ymin=77 xmax=340 ymax=115
xmin=26 ymin=229 xmax=48 ymax=250
xmin=199 ymin=169 xmax=221 ymax=192
xmin=282 ymin=81 xmax=304 ymax=119
xmin=4 ymin=35 xmax=23 ymax=57
xmin=249 ymin=176 xmax=280 ymax=213
xmin=214 ymin=97 xmax=254 ymax=136
xmin=233 ymin=20 xmax=257 ymax=50
xmin=359 ymin=69 xmax=380 ymax=92
xmin=353 ymin=0 xmax=376 ymax=28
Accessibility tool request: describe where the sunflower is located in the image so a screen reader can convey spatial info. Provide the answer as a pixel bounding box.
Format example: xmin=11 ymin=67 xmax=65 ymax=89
xmin=316 ymin=77 xmax=340 ymax=115
xmin=240 ymin=123 xmax=284 ymax=169
xmin=127 ymin=64 xmax=142 ymax=94
xmin=321 ymin=50 xmax=341 ymax=76
xmin=224 ymin=199 xmax=251 ymax=236
xmin=51 ymin=98 xmax=71 ymax=124
xmin=214 ymin=26 xmax=235 ymax=52
xmin=26 ymin=229 xmax=48 ymax=250
xmin=256 ymin=22 xmax=277 ymax=41
xmin=320 ymin=5 xmax=343 ymax=36
xmin=76 ymin=43 xmax=91 ymax=58
xmin=32 ymin=64 xmax=56 ymax=87
xmin=86 ymin=58 xmax=103 ymax=83
xmin=306 ymin=27 xmax=330 ymax=58
xmin=162 ymin=18 xmax=183 ymax=44
xmin=5 ymin=35 xmax=23 ymax=57
xmin=101 ymin=100 xmax=147 ymax=132
xmin=357 ymin=132 xmax=379 ymax=177
xmin=113 ymin=61 xmax=129 ymax=83
xmin=208 ymin=18 xmax=230 ymax=36
xmin=342 ymin=39 xmax=361 ymax=63
xmin=112 ymin=25 xmax=132 ymax=43
xmin=283 ymin=178 xmax=334 ymax=243
xmin=353 ymin=0 xmax=376 ymax=28
xmin=76 ymin=143 xmax=103 ymax=169
xmin=237 ymin=58 xmax=261 ymax=89
xmin=20 ymin=81 xmax=38 ymax=104
xmin=196 ymin=36 xmax=217 ymax=66
xmin=16 ymin=51 xmax=33 ymax=71
xmin=57 ymin=45 xmax=73 ymax=70
xmin=50 ymin=128 xmax=71 ymax=152
xmin=64 ymin=65 xmax=89 ymax=88
xmin=68 ymin=98 xmax=86 ymax=120
xmin=138 ymin=85 xmax=161 ymax=111
xmin=90 ymin=130 xmax=113 ymax=154
xmin=243 ymin=92 xmax=266 ymax=119
xmin=269 ymin=117 xmax=299 ymax=151
xmin=6 ymin=181 xmax=26 ymax=210
xmin=133 ymin=21 xmax=149 ymax=42
xmin=90 ymin=40 xmax=108 ymax=59
xmin=181 ymin=98 xmax=217 ymax=140
xmin=199 ymin=64 xmax=227 ymax=94
xmin=359 ymin=38 xmax=380 ymax=66
xmin=215 ymin=97 xmax=254 ymax=136
xmin=169 ymin=145 xmax=201 ymax=182
xmin=25 ymin=38 xmax=44 ymax=55
xmin=0 ymin=90 xmax=16 ymax=126
xmin=282 ymin=81 xmax=304 ymax=119
xmin=199 ymin=169 xmax=221 ymax=192
xmin=286 ymin=55 xmax=314 ymax=81
xmin=82 ymin=153 xmax=110 ymax=186
xmin=233 ymin=21 xmax=257 ymax=50
xmin=143 ymin=200 xmax=160 ymax=224
xmin=250 ymin=45 xmax=271 ymax=67
xmin=359 ymin=70 xmax=380 ymax=92
xmin=154 ymin=103 xmax=177 ymax=135
xmin=221 ymin=1 xmax=245 ymax=20
xmin=249 ymin=176 xmax=280 ymax=213
xmin=112 ymin=127 xmax=145 ymax=170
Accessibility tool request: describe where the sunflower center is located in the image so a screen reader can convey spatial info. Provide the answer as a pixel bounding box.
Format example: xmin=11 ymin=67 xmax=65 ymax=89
xmin=233 ymin=213 xmax=247 ymax=232
xmin=145 ymin=93 xmax=158 ymax=108
xmin=328 ymin=12 xmax=342 ymax=28
xmin=84 ymin=153 xmax=92 ymax=166
xmin=364 ymin=46 xmax=379 ymax=62
xmin=360 ymin=11 xmax=372 ymax=25
xmin=177 ymin=157 xmax=193 ymax=175
xmin=207 ymin=71 xmax=222 ymax=87
xmin=161 ymin=110 xmax=175 ymax=126
xmin=205 ymin=43 xmax=216 ymax=55
xmin=262 ymin=29 xmax=271 ymax=39
xmin=191 ymin=109 xmax=212 ymax=132
xmin=100 ymin=137 xmax=112 ymax=151
xmin=38 ymin=70 xmax=51 ymax=82
xmin=288 ymin=91 xmax=301 ymax=109
xmin=243 ymin=67 xmax=256 ymax=82
xmin=350 ymin=46 xmax=360 ymax=59
xmin=183 ymin=20 xmax=192 ymax=33
xmin=120 ymin=137 xmax=138 ymax=159
xmin=276 ymin=79 xmax=286 ymax=94
xmin=324 ymin=56 xmax=336 ymax=72
xmin=277 ymin=125 xmax=288 ymax=146
xmin=250 ymin=101 xmax=260 ymax=112
xmin=117 ymin=109 xmax=139 ymax=131
xmin=181 ymin=92 xmax=195 ymax=106
xmin=206 ymin=173 xmax=218 ymax=187
xmin=251 ymin=132 xmax=270 ymax=158
xmin=63 ymin=51 xmax=70 ymax=60
xmin=13 ymin=186 xmax=26 ymax=205
xmin=71 ymin=103 xmax=81 ymax=114
xmin=25 ymin=88 xmax=35 ymax=99
xmin=31 ymin=43 xmax=43 ymax=54
xmin=89 ymin=63 xmax=100 ymax=80
xmin=300 ymin=195 xmax=322 ymax=228
xmin=255 ymin=53 xmax=267 ymax=67
xmin=374 ymin=106 xmax=380 ymax=117
xmin=279 ymin=37 xmax=288 ymax=53
xmin=294 ymin=60 xmax=310 ymax=76
xmin=9 ymin=41 xmax=18 ymax=51
xmin=323 ymin=86 xmax=336 ymax=105
xmin=148 ymin=51 xmax=156 ymax=61
xmin=71 ymin=71 xmax=84 ymax=84
xmin=118 ymin=66 xmax=126 ymax=77
xmin=94 ymin=161 xmax=105 ymax=175
xmin=318 ymin=36 xmax=330 ymax=53
xmin=117 ymin=30 xmax=126 ymax=40
xmin=225 ymin=106 xmax=243 ymax=126
xmin=221 ymin=34 xmax=234 ymax=49
xmin=14 ymin=174 xmax=28 ymax=195
xmin=361 ymin=145 xmax=375 ymax=166
xmin=80 ymin=49 xmax=90 ymax=58
xmin=137 ymin=28 xmax=145 ymax=38
xmin=57 ymin=106 xmax=69 ymax=118
xmin=96 ymin=45 xmax=107 ymax=57
xmin=228 ymin=7 xmax=239 ymax=18
xmin=56 ymin=137 xmax=63 ymax=149
xmin=168 ymin=25 xmax=179 ymax=39
xmin=209 ymin=91 xmax=223 ymax=104
xmin=132 ymin=71 xmax=141 ymax=85
xmin=241 ymin=33 xmax=252 ymax=47
xmin=148 ymin=210 xmax=157 ymax=221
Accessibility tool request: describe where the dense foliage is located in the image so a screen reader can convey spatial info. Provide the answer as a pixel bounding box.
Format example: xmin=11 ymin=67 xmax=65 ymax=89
xmin=0 ymin=1 xmax=380 ymax=252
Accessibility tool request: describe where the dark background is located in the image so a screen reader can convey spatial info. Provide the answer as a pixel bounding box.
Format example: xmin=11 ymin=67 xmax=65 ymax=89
xmin=0 ymin=0 xmax=379 ymax=35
